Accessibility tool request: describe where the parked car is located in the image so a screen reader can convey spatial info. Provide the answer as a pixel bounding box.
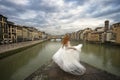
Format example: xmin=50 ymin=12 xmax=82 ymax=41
xmin=9 ymin=40 xmax=12 ymax=43
xmin=4 ymin=40 xmax=9 ymax=44
xmin=0 ymin=40 xmax=4 ymax=44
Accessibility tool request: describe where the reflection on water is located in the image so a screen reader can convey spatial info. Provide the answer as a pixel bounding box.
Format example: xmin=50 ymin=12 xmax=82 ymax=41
xmin=81 ymin=42 xmax=120 ymax=76
xmin=50 ymin=39 xmax=61 ymax=42
xmin=0 ymin=41 xmax=120 ymax=80
xmin=0 ymin=41 xmax=61 ymax=80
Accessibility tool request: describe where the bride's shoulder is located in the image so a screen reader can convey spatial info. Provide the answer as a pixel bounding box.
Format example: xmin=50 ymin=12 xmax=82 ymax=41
xmin=77 ymin=44 xmax=82 ymax=48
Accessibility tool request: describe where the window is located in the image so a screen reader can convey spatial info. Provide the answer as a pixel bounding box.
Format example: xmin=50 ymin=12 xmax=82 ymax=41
xmin=0 ymin=24 xmax=1 ymax=32
xmin=0 ymin=16 xmax=2 ymax=21
xmin=111 ymin=33 xmax=116 ymax=40
xmin=0 ymin=23 xmax=2 ymax=28
xmin=4 ymin=35 xmax=8 ymax=38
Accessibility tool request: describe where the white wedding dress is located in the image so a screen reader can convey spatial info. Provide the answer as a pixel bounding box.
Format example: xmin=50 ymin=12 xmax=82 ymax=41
xmin=52 ymin=42 xmax=86 ymax=75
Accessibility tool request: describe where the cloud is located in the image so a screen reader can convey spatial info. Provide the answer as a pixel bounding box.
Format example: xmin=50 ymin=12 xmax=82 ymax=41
xmin=6 ymin=0 xmax=29 ymax=6
xmin=65 ymin=0 xmax=87 ymax=5
xmin=0 ymin=0 xmax=120 ymax=35
xmin=18 ymin=10 xmax=38 ymax=20
xmin=84 ymin=0 xmax=120 ymax=17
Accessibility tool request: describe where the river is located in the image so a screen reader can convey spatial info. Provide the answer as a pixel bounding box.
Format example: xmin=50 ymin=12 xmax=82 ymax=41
xmin=0 ymin=40 xmax=120 ymax=80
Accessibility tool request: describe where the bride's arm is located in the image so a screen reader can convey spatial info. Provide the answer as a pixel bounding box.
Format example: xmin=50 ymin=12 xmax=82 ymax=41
xmin=67 ymin=47 xmax=77 ymax=50
xmin=66 ymin=41 xmax=77 ymax=50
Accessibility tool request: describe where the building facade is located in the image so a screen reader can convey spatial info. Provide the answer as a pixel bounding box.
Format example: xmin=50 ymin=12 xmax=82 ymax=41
xmin=16 ymin=25 xmax=23 ymax=42
xmin=112 ymin=23 xmax=120 ymax=44
xmin=7 ymin=21 xmax=17 ymax=43
xmin=0 ymin=15 xmax=9 ymax=44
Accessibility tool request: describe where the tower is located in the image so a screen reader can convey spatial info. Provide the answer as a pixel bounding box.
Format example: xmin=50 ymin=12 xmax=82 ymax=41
xmin=104 ymin=20 xmax=109 ymax=31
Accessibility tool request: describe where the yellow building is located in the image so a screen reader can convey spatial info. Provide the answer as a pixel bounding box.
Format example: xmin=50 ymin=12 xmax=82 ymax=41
xmin=112 ymin=23 xmax=120 ymax=44
xmin=88 ymin=32 xmax=100 ymax=42
xmin=16 ymin=25 xmax=23 ymax=42
xmin=38 ymin=31 xmax=43 ymax=39
xmin=87 ymin=31 xmax=105 ymax=43
xmin=80 ymin=28 xmax=92 ymax=41
xmin=0 ymin=14 xmax=8 ymax=44
xmin=7 ymin=21 xmax=17 ymax=43
xmin=16 ymin=26 xmax=41 ymax=42
xmin=70 ymin=32 xmax=75 ymax=40
xmin=30 ymin=27 xmax=39 ymax=40
xmin=0 ymin=14 xmax=48 ymax=44
xmin=22 ymin=26 xmax=29 ymax=41
xmin=27 ymin=27 xmax=33 ymax=41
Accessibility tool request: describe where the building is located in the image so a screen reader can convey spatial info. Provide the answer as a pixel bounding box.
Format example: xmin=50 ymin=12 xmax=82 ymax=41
xmin=77 ymin=30 xmax=83 ymax=41
xmin=30 ymin=27 xmax=39 ymax=40
xmin=87 ymin=26 xmax=106 ymax=43
xmin=0 ymin=14 xmax=48 ymax=44
xmin=87 ymin=31 xmax=104 ymax=43
xmin=27 ymin=27 xmax=34 ymax=41
xmin=76 ymin=30 xmax=81 ymax=40
xmin=87 ymin=21 xmax=110 ymax=43
xmin=41 ymin=31 xmax=47 ymax=39
xmin=95 ymin=27 xmax=104 ymax=32
xmin=38 ymin=31 xmax=43 ymax=39
xmin=0 ymin=14 xmax=8 ymax=44
xmin=7 ymin=21 xmax=17 ymax=43
xmin=106 ymin=31 xmax=115 ymax=42
xmin=16 ymin=25 xmax=23 ymax=42
xmin=0 ymin=15 xmax=17 ymax=44
xmin=22 ymin=26 xmax=29 ymax=41
xmin=111 ymin=22 xmax=120 ymax=44
xmin=70 ymin=32 xmax=75 ymax=40
xmin=104 ymin=20 xmax=109 ymax=31
xmin=81 ymin=28 xmax=92 ymax=41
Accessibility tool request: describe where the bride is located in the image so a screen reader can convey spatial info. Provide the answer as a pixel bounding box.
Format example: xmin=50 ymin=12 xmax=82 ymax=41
xmin=52 ymin=35 xmax=86 ymax=75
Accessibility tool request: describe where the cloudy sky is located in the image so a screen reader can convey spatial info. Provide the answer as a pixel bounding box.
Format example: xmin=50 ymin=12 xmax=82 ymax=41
xmin=0 ymin=0 xmax=120 ymax=35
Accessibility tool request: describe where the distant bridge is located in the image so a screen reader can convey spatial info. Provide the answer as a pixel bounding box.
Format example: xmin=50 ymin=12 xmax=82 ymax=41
xmin=48 ymin=35 xmax=64 ymax=41
xmin=49 ymin=35 xmax=63 ymax=39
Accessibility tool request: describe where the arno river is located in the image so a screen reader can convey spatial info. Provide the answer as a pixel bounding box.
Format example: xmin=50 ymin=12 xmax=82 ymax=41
xmin=0 ymin=40 xmax=120 ymax=80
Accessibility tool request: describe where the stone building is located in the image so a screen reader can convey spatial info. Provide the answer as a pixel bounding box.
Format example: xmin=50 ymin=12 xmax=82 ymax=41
xmin=30 ymin=27 xmax=39 ymax=40
xmin=106 ymin=31 xmax=115 ymax=42
xmin=87 ymin=32 xmax=99 ymax=42
xmin=22 ymin=26 xmax=29 ymax=41
xmin=38 ymin=31 xmax=42 ymax=39
xmin=7 ymin=21 xmax=17 ymax=43
xmin=95 ymin=27 xmax=104 ymax=32
xmin=87 ymin=31 xmax=104 ymax=43
xmin=16 ymin=25 xmax=23 ymax=42
xmin=0 ymin=14 xmax=8 ymax=44
xmin=104 ymin=20 xmax=109 ymax=31
xmin=27 ymin=27 xmax=34 ymax=41
xmin=81 ymin=28 xmax=92 ymax=41
xmin=0 ymin=15 xmax=17 ymax=44
xmin=87 ymin=21 xmax=110 ymax=43
xmin=0 ymin=14 xmax=48 ymax=44
xmin=111 ymin=22 xmax=120 ymax=44
xmin=76 ymin=30 xmax=81 ymax=40
xmin=70 ymin=32 xmax=75 ymax=40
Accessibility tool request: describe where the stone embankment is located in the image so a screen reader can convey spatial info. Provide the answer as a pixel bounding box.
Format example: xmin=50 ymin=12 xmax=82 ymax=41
xmin=25 ymin=61 xmax=120 ymax=80
xmin=0 ymin=39 xmax=47 ymax=59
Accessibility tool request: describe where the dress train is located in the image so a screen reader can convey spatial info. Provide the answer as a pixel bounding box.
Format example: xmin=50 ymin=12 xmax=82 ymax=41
xmin=52 ymin=44 xmax=86 ymax=75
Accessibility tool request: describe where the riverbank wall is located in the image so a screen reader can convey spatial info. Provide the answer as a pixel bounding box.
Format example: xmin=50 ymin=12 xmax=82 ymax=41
xmin=25 ymin=61 xmax=120 ymax=80
xmin=0 ymin=39 xmax=47 ymax=59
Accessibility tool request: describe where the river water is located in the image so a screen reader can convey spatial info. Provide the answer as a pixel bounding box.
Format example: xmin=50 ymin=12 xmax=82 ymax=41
xmin=0 ymin=40 xmax=120 ymax=80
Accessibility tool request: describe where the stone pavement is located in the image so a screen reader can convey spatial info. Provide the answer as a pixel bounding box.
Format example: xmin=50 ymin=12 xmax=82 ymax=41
xmin=25 ymin=61 xmax=120 ymax=80
xmin=0 ymin=40 xmax=45 ymax=54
